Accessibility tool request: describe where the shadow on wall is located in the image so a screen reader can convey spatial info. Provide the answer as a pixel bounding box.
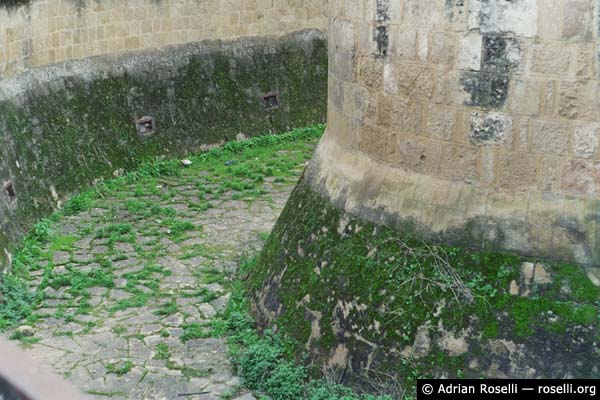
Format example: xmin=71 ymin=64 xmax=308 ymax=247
xmin=0 ymin=29 xmax=328 ymax=270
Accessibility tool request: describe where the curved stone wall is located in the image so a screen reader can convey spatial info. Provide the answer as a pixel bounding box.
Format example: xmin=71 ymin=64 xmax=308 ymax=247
xmin=0 ymin=0 xmax=329 ymax=270
xmin=321 ymin=0 xmax=600 ymax=266
xmin=0 ymin=0 xmax=327 ymax=76
xmin=248 ymin=0 xmax=600 ymax=390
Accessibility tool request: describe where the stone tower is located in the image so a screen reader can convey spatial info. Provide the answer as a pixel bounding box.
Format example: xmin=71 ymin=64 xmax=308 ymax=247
xmin=250 ymin=0 xmax=600 ymax=386
xmin=323 ymin=0 xmax=600 ymax=265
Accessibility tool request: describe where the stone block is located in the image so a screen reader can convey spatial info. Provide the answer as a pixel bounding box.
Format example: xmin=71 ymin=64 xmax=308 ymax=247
xmin=355 ymin=21 xmax=377 ymax=56
xmin=404 ymin=0 xmax=444 ymax=27
xmin=558 ymin=79 xmax=597 ymax=120
xmin=390 ymin=97 xmax=423 ymax=134
xmin=480 ymin=147 xmax=496 ymax=186
xmin=496 ymin=151 xmax=538 ymax=189
xmin=459 ymin=71 xmax=509 ymax=108
xmin=124 ymin=36 xmax=140 ymax=50
xmin=424 ymin=104 xmax=455 ymax=140
xmin=388 ymin=135 xmax=442 ymax=174
xmin=434 ymin=68 xmax=449 ymax=103
xmin=481 ymin=35 xmax=523 ymax=74
xmin=573 ymin=123 xmax=600 ymax=159
xmin=562 ymin=0 xmax=593 ymax=41
xmin=396 ymin=63 xmax=435 ymax=100
xmin=507 ymin=78 xmax=541 ymax=116
xmin=486 ymin=190 xmax=530 ymax=222
xmin=357 ymin=56 xmax=383 ymax=92
xmin=358 ymin=123 xmax=388 ymax=161
xmin=429 ymin=31 xmax=456 ymax=65
xmin=562 ymin=160 xmax=600 ymax=196
xmin=350 ymin=84 xmax=374 ymax=123
xmin=440 ymin=144 xmax=480 ymax=182
xmin=388 ymin=26 xmax=417 ymax=62
xmin=376 ymin=95 xmax=393 ymax=127
xmin=474 ymin=0 xmax=538 ymax=37
xmin=530 ymin=43 xmax=571 ymax=75
xmin=330 ymin=17 xmax=354 ymax=52
xmin=539 ymin=156 xmax=566 ymax=192
xmin=537 ymin=0 xmax=562 ymax=40
xmin=575 ymin=43 xmax=593 ymax=78
xmin=510 ymin=117 xmax=530 ymax=153
xmin=469 ymin=111 xmax=513 ymax=146
xmin=530 ymin=119 xmax=570 ymax=156
xmin=340 ymin=1 xmax=363 ymax=20
xmin=417 ymin=29 xmax=429 ymax=62
xmin=331 ymin=49 xmax=354 ymax=82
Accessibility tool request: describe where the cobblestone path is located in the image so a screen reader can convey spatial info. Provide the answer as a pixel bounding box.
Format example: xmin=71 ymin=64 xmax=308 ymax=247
xmin=3 ymin=134 xmax=318 ymax=399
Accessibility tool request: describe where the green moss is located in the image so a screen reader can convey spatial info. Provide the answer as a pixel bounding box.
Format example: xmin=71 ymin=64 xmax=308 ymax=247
xmin=248 ymin=179 xmax=600 ymax=391
xmin=482 ymin=321 xmax=499 ymax=338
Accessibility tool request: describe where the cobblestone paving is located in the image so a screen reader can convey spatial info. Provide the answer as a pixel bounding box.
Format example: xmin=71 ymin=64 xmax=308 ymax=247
xmin=5 ymin=149 xmax=309 ymax=399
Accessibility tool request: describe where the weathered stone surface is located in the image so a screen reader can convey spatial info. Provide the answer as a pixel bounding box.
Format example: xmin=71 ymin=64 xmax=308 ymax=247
xmin=531 ymin=43 xmax=571 ymax=75
xmin=562 ymin=0 xmax=593 ymax=40
xmin=457 ymin=32 xmax=482 ymax=71
xmin=469 ymin=111 xmax=513 ymax=146
xmin=440 ymin=144 xmax=479 ymax=182
xmin=558 ymin=80 xmax=598 ymax=120
xmin=397 ymin=64 xmax=435 ymax=99
xmin=530 ymin=119 xmax=570 ymax=156
xmin=573 ymin=123 xmax=600 ymax=159
xmin=496 ymin=151 xmax=538 ymax=189
xmin=424 ymin=104 xmax=455 ymax=140
xmin=469 ymin=0 xmax=538 ymax=37
xmin=562 ymin=160 xmax=600 ymax=196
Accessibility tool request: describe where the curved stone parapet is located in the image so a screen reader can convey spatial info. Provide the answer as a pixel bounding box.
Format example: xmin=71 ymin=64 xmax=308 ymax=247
xmin=324 ymin=0 xmax=600 ymax=266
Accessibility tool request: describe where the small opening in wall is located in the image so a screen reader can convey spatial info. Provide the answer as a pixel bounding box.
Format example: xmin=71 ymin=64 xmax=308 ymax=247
xmin=262 ymin=91 xmax=279 ymax=109
xmin=136 ymin=116 xmax=156 ymax=138
xmin=3 ymin=180 xmax=16 ymax=204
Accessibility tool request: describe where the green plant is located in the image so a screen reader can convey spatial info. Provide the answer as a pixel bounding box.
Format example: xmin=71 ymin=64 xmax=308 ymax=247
xmin=216 ymin=277 xmax=391 ymax=400
xmin=0 ymin=275 xmax=35 ymax=329
xmin=106 ymin=361 xmax=134 ymax=376
xmin=154 ymin=299 xmax=178 ymax=316
xmin=155 ymin=343 xmax=170 ymax=360
xmin=181 ymin=322 xmax=209 ymax=341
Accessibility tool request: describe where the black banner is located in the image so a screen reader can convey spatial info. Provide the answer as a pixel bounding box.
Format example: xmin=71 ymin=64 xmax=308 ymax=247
xmin=417 ymin=380 xmax=599 ymax=399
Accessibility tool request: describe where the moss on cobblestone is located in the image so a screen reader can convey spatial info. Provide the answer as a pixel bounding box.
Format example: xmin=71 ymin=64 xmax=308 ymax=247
xmin=0 ymin=124 xmax=407 ymax=398
xmin=0 ymin=30 xmax=327 ymax=268
xmin=0 ymin=125 xmax=325 ymax=398
xmin=0 ymin=124 xmax=324 ymax=330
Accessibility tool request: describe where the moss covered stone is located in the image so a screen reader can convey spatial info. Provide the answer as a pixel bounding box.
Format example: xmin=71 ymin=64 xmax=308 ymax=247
xmin=248 ymin=177 xmax=600 ymax=395
xmin=0 ymin=30 xmax=327 ymax=269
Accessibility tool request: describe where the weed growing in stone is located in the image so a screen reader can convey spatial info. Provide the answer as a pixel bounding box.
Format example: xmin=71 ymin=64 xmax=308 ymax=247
xmin=155 ymin=343 xmax=170 ymax=360
xmin=106 ymin=361 xmax=134 ymax=376
xmin=213 ymin=269 xmax=392 ymax=400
